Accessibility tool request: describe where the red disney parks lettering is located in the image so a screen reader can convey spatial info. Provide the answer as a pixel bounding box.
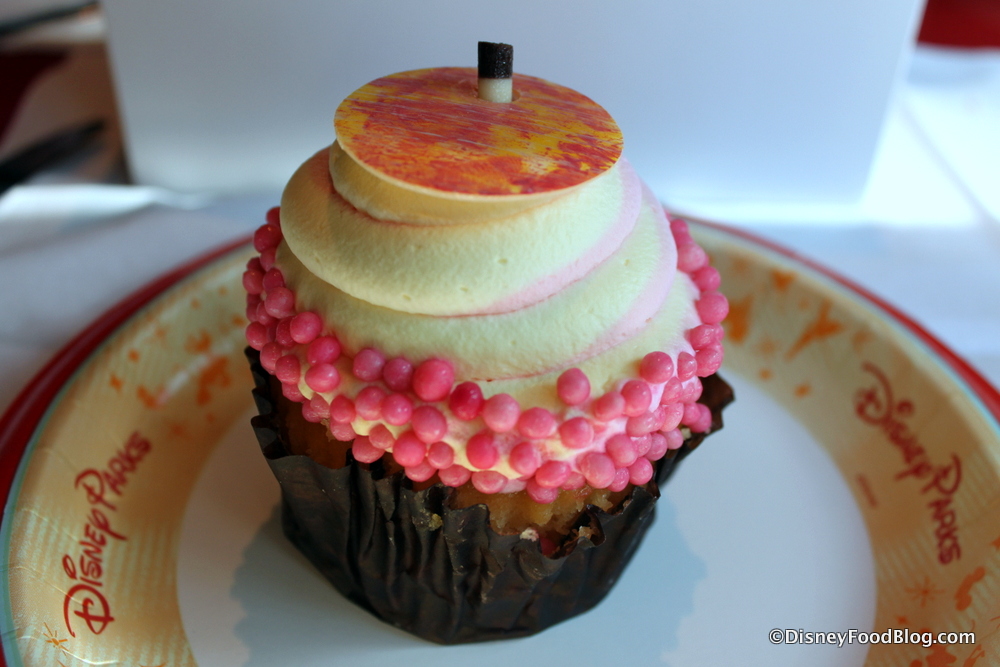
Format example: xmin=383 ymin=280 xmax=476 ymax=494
xmin=61 ymin=432 xmax=151 ymax=636
xmin=854 ymin=363 xmax=962 ymax=564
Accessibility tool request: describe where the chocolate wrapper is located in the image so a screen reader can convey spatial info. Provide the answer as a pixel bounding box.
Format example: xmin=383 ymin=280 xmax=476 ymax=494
xmin=246 ymin=349 xmax=733 ymax=644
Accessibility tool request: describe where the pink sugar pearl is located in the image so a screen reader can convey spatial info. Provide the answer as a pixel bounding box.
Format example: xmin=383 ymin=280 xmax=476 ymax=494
xmin=247 ymin=257 xmax=264 ymax=272
xmin=659 ymin=377 xmax=682 ymax=405
xmin=606 ymin=433 xmax=639 ymax=467
xmin=688 ymin=323 xmax=721 ymax=349
xmin=660 ymin=402 xmax=685 ymax=431
xmin=647 ymin=433 xmax=669 ymax=461
xmin=562 ymin=472 xmax=586 ymax=490
xmin=308 ymin=395 xmax=330 ymax=421
xmin=677 ymin=241 xmax=708 ymax=273
xmin=427 ymin=441 xmax=455 ymax=469
xmin=471 ymin=471 xmax=507 ymax=495
xmin=518 ymin=407 xmax=557 ymax=440
xmin=556 ymin=368 xmax=590 ymax=405
xmin=438 ymin=464 xmax=472 ymax=487
xmin=289 ymin=312 xmax=322 ymax=344
xmin=307 ymin=336 xmax=341 ymax=365
xmin=680 ymin=378 xmax=703 ymax=403
xmin=412 ymin=405 xmax=448 ymax=443
xmin=304 ymin=363 xmax=340 ymax=393
xmin=253 ymin=223 xmax=282 ymax=252
xmin=381 ymin=393 xmax=413 ymax=426
xmin=579 ymin=452 xmax=616 ymax=489
xmin=628 ymin=457 xmax=654 ymax=485
xmin=259 ymin=247 xmax=277 ymax=271
xmin=245 ymin=322 xmax=268 ymax=350
xmin=621 ymin=380 xmax=652 ymax=417
xmin=558 ymin=417 xmax=594 ymax=449
xmin=392 ymin=431 xmax=426 ymax=468
xmin=509 ymin=441 xmax=542 ymax=477
xmin=592 ymin=392 xmax=625 ymax=422
xmin=640 ymin=351 xmax=674 ymax=384
xmin=245 ymin=297 xmax=260 ymax=322
xmin=351 ymin=436 xmax=382 ymax=464
xmin=696 ymin=292 xmax=729 ymax=325
xmin=482 ymin=394 xmax=520 ymax=433
xmin=255 ymin=301 xmax=276 ymax=326
xmin=265 ymin=207 xmax=281 ymax=227
xmin=383 ymin=357 xmax=414 ymax=392
xmin=353 ymin=348 xmax=385 ymax=382
xmin=466 ymin=431 xmax=499 ymax=469
xmin=665 ymin=428 xmax=685 ymax=450
xmin=626 ymin=411 xmax=659 ymax=437
xmin=275 ymin=354 xmax=301 ymax=384
xmin=260 ymin=342 xmax=282 ymax=372
xmin=275 ymin=318 xmax=294 ymax=348
xmin=329 ymin=422 xmax=356 ymax=441
xmin=449 ymin=381 xmax=484 ymax=421
xmin=696 ymin=344 xmax=724 ymax=377
xmin=684 ymin=403 xmax=713 ymax=433
xmin=262 ymin=268 xmax=285 ymax=292
xmin=526 ymin=479 xmax=560 ymax=504
xmin=329 ymin=395 xmax=356 ymax=423
xmin=535 ymin=460 xmax=570 ymax=489
xmin=634 ymin=433 xmax=653 ymax=457
xmin=669 ymin=217 xmax=691 ymax=240
xmin=413 ymin=358 xmax=454 ymax=402
xmin=355 ymin=386 xmax=385 ymax=420
xmin=300 ymin=402 xmax=322 ymax=423
xmin=405 ymin=461 xmax=437 ymax=483
xmin=692 ymin=265 xmax=721 ymax=292
xmin=609 ymin=468 xmax=631 ymax=492
xmin=368 ymin=424 xmax=395 ymax=450
xmin=281 ymin=382 xmax=303 ymax=402
xmin=264 ymin=287 xmax=295 ymax=319
xmin=677 ymin=352 xmax=697 ymax=381
xmin=242 ymin=268 xmax=264 ymax=295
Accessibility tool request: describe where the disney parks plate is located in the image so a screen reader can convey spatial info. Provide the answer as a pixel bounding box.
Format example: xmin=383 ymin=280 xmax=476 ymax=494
xmin=1 ymin=223 xmax=998 ymax=667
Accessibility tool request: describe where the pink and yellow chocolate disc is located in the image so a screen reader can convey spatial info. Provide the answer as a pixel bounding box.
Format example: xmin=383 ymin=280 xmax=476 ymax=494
xmin=334 ymin=67 xmax=623 ymax=197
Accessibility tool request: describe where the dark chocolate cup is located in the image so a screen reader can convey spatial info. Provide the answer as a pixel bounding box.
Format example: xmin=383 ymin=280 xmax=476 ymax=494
xmin=246 ymin=349 xmax=733 ymax=644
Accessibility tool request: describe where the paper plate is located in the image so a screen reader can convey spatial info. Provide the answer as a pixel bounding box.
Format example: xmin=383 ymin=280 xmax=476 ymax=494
xmin=0 ymin=223 xmax=997 ymax=667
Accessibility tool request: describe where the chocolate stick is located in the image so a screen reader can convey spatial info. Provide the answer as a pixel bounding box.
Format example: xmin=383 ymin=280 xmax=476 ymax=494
xmin=477 ymin=41 xmax=513 ymax=103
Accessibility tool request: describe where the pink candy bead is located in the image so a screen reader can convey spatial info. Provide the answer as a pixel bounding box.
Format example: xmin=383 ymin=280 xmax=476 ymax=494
xmin=262 ymin=268 xmax=285 ymax=292
xmin=329 ymin=395 xmax=356 ymax=423
xmin=592 ymin=392 xmax=625 ymax=422
xmin=647 ymin=433 xmax=669 ymax=461
xmin=640 ymin=351 xmax=674 ymax=383
xmin=289 ymin=311 xmax=322 ymax=344
xmin=242 ymin=269 xmax=264 ymax=295
xmin=517 ymin=407 xmax=557 ymax=440
xmin=535 ymin=461 xmax=570 ymax=489
xmin=626 ymin=411 xmax=659 ymax=437
xmin=412 ymin=405 xmax=448 ymax=443
xmin=301 ymin=401 xmax=324 ymax=423
xmin=307 ymin=336 xmax=341 ymax=365
xmin=245 ymin=322 xmax=268 ymax=350
xmin=696 ymin=292 xmax=729 ymax=325
xmin=368 ymin=424 xmax=395 ymax=450
xmin=265 ymin=207 xmax=281 ymax=227
xmin=526 ymin=479 xmax=560 ymax=504
xmin=680 ymin=378 xmax=703 ymax=403
xmin=628 ymin=457 xmax=654 ymax=485
xmin=353 ymin=348 xmax=385 ymax=382
xmin=660 ymin=402 xmax=685 ymax=431
xmin=405 ymin=460 xmax=437 ymax=483
xmin=275 ymin=318 xmax=294 ymax=348
xmin=466 ymin=432 xmax=499 ymax=469
xmin=665 ymin=428 xmax=685 ymax=450
xmin=281 ymin=382 xmax=303 ymax=402
xmin=427 ymin=441 xmax=455 ymax=469
xmin=255 ymin=301 xmax=276 ymax=326
xmin=562 ymin=472 xmax=586 ymax=490
xmin=471 ymin=471 xmax=507 ymax=495
xmin=558 ymin=417 xmax=594 ymax=449
xmin=449 ymin=381 xmax=484 ymax=421
xmin=381 ymin=393 xmax=413 ymax=425
xmin=606 ymin=433 xmax=639 ymax=467
xmin=686 ymin=403 xmax=713 ymax=433
xmin=509 ymin=441 xmax=542 ymax=477
xmin=304 ymin=363 xmax=340 ymax=393
xmin=677 ymin=241 xmax=708 ymax=273
xmin=438 ymin=464 xmax=472 ymax=487
xmin=275 ymin=354 xmax=301 ymax=384
xmin=696 ymin=344 xmax=724 ymax=377
xmin=264 ymin=287 xmax=295 ymax=319
xmin=580 ymin=452 xmax=616 ymax=489
xmin=621 ymin=380 xmax=652 ymax=417
xmin=659 ymin=377 xmax=682 ymax=405
xmin=383 ymin=357 xmax=414 ymax=392
xmin=355 ymin=386 xmax=385 ymax=420
xmin=688 ymin=323 xmax=721 ymax=350
xmin=351 ymin=436 xmax=382 ymax=464
xmin=669 ymin=218 xmax=690 ymax=240
xmin=413 ymin=358 xmax=455 ymax=402
xmin=392 ymin=431 xmax=426 ymax=468
xmin=634 ymin=433 xmax=653 ymax=457
xmin=260 ymin=342 xmax=282 ymax=372
xmin=259 ymin=247 xmax=276 ymax=271
xmin=556 ymin=368 xmax=590 ymax=406
xmin=609 ymin=468 xmax=631 ymax=492
xmin=329 ymin=422 xmax=356 ymax=441
xmin=482 ymin=394 xmax=520 ymax=433
xmin=253 ymin=223 xmax=282 ymax=252
xmin=308 ymin=395 xmax=330 ymax=420
xmin=692 ymin=265 xmax=721 ymax=292
xmin=677 ymin=352 xmax=697 ymax=381
xmin=247 ymin=257 xmax=263 ymax=273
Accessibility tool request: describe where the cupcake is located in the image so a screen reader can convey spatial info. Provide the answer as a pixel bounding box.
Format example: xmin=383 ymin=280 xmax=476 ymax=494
xmin=244 ymin=43 xmax=733 ymax=644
